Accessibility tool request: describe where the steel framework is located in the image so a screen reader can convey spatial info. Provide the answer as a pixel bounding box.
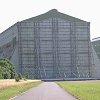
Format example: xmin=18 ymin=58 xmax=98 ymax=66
xmin=17 ymin=17 xmax=91 ymax=79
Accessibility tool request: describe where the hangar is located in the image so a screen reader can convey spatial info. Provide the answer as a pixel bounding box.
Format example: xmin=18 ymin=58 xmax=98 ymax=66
xmin=0 ymin=9 xmax=100 ymax=79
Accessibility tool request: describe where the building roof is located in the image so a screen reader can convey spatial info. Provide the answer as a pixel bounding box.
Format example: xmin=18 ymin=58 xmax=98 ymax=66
xmin=0 ymin=9 xmax=88 ymax=35
xmin=92 ymin=37 xmax=100 ymax=42
xmin=22 ymin=9 xmax=87 ymax=22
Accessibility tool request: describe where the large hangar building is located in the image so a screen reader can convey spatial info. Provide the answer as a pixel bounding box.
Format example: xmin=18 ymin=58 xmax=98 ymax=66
xmin=0 ymin=9 xmax=99 ymax=79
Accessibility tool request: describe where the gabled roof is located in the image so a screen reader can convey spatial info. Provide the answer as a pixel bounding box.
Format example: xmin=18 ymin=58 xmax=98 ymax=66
xmin=22 ymin=9 xmax=87 ymax=22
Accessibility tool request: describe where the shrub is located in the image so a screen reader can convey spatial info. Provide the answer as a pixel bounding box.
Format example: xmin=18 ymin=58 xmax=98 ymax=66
xmin=0 ymin=73 xmax=3 ymax=79
xmin=18 ymin=73 xmax=22 ymax=80
xmin=0 ymin=58 xmax=16 ymax=79
xmin=23 ymin=77 xmax=27 ymax=81
xmin=3 ymin=71 xmax=11 ymax=79
xmin=23 ymin=73 xmax=29 ymax=79
xmin=0 ymin=66 xmax=3 ymax=79
xmin=15 ymin=75 xmax=20 ymax=82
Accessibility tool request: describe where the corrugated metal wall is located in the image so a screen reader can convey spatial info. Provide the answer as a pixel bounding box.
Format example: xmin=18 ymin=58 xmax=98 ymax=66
xmin=18 ymin=17 xmax=91 ymax=79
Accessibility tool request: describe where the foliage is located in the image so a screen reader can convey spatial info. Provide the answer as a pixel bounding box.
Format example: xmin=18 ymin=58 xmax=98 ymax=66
xmin=18 ymin=73 xmax=22 ymax=80
xmin=15 ymin=73 xmax=29 ymax=82
xmin=23 ymin=77 xmax=27 ymax=81
xmin=57 ymin=81 xmax=100 ymax=100
xmin=3 ymin=71 xmax=11 ymax=79
xmin=0 ymin=58 xmax=16 ymax=79
xmin=0 ymin=66 xmax=3 ymax=79
xmin=23 ymin=73 xmax=29 ymax=79
xmin=15 ymin=74 xmax=20 ymax=82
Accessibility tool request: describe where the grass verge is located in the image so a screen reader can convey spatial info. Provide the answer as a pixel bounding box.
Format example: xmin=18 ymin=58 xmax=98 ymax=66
xmin=0 ymin=81 xmax=42 ymax=100
xmin=57 ymin=81 xmax=100 ymax=100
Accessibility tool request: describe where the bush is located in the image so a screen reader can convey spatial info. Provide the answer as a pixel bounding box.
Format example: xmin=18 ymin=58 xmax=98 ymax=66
xmin=3 ymin=71 xmax=11 ymax=79
xmin=23 ymin=77 xmax=27 ymax=81
xmin=23 ymin=73 xmax=29 ymax=79
xmin=15 ymin=75 xmax=20 ymax=82
xmin=0 ymin=66 xmax=3 ymax=79
xmin=0 ymin=58 xmax=16 ymax=79
xmin=18 ymin=73 xmax=22 ymax=80
xmin=15 ymin=73 xmax=28 ymax=82
xmin=10 ymin=66 xmax=16 ymax=79
xmin=0 ymin=73 xmax=3 ymax=79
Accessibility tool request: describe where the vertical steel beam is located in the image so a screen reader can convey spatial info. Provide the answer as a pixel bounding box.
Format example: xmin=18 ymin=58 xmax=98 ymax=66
xmin=70 ymin=22 xmax=77 ymax=78
xmin=52 ymin=18 xmax=60 ymax=78
xmin=17 ymin=22 xmax=22 ymax=74
xmin=87 ymin=22 xmax=91 ymax=77
xmin=34 ymin=22 xmax=41 ymax=78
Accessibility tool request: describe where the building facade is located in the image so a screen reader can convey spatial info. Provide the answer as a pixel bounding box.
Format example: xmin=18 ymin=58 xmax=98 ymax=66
xmin=92 ymin=37 xmax=100 ymax=59
xmin=91 ymin=38 xmax=100 ymax=78
xmin=0 ymin=9 xmax=96 ymax=79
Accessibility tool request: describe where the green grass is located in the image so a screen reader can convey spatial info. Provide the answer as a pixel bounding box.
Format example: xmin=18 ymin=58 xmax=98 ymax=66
xmin=57 ymin=81 xmax=100 ymax=100
xmin=0 ymin=81 xmax=42 ymax=100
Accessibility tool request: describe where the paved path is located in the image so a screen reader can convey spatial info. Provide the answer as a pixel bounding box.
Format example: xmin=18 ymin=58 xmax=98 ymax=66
xmin=13 ymin=82 xmax=77 ymax=100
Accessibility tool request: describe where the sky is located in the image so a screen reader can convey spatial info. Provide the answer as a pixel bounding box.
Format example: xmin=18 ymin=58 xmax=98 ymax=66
xmin=0 ymin=0 xmax=100 ymax=40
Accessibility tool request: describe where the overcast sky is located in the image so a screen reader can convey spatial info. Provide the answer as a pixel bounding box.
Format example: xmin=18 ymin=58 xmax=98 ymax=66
xmin=0 ymin=0 xmax=100 ymax=39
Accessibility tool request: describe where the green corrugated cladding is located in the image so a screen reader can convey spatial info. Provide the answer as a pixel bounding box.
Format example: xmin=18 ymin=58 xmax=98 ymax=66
xmin=92 ymin=40 xmax=100 ymax=59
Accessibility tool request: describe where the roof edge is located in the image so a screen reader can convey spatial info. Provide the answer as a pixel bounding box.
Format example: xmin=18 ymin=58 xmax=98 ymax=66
xmin=21 ymin=9 xmax=88 ymax=22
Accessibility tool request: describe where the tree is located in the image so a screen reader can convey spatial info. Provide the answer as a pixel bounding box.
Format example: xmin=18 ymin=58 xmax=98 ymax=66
xmin=0 ymin=58 xmax=16 ymax=79
xmin=0 ymin=66 xmax=3 ymax=79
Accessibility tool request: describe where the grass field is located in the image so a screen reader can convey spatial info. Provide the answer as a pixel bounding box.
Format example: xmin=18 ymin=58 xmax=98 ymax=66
xmin=0 ymin=79 xmax=42 ymax=100
xmin=57 ymin=80 xmax=100 ymax=100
